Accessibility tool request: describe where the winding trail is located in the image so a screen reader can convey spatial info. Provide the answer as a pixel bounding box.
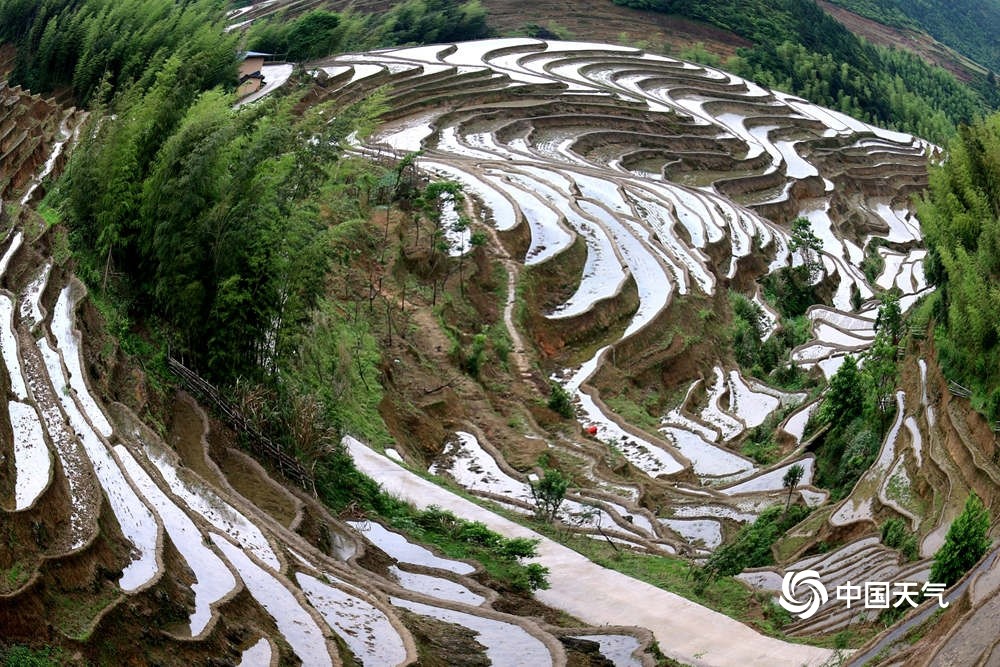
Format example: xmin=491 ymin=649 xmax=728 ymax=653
xmin=479 ymin=204 xmax=534 ymax=380
xmin=346 ymin=437 xmax=833 ymax=667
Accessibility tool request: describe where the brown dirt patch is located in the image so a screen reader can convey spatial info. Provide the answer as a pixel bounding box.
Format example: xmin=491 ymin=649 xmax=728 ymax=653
xmin=213 ymin=445 xmax=301 ymax=529
xmin=166 ymin=393 xmax=223 ymax=487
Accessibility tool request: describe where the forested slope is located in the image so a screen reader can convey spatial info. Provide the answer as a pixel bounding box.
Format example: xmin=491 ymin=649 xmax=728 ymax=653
xmin=827 ymin=0 xmax=1000 ymax=72
xmin=2 ymin=0 xmax=1000 ymax=664
xmin=919 ymin=113 xmax=1000 ymax=420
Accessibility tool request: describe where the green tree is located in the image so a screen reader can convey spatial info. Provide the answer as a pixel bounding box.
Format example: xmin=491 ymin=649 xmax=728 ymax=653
xmin=530 ymin=468 xmax=570 ymax=522
xmin=930 ymin=493 xmax=992 ymax=586
xmin=783 ymin=463 xmax=804 ymax=511
xmin=789 ymin=216 xmax=823 ymax=280
xmin=918 ymin=113 xmax=1000 ymax=422
xmin=819 ymin=355 xmax=864 ymax=425
xmin=548 ymin=382 xmax=575 ymax=419
xmin=695 ymin=505 xmax=809 ymax=591
xmin=874 ymin=291 xmax=903 ymax=345
xmin=862 ymin=333 xmax=898 ymax=423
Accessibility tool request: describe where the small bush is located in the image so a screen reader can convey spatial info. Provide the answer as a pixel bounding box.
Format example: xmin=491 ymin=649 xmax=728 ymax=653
xmin=548 ymin=382 xmax=575 ymax=418
xmin=931 ymin=493 xmax=991 ymax=586
xmin=881 ymin=518 xmax=907 ymax=548
xmin=696 ymin=505 xmax=810 ymax=590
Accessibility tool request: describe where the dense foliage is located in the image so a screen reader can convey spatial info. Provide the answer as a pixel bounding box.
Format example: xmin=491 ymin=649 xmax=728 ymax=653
xmin=695 ymin=505 xmax=810 ymax=589
xmin=245 ymin=0 xmax=492 ymax=58
xmin=813 ymin=296 xmax=902 ymax=498
xmin=731 ymin=41 xmax=985 ymax=143
xmin=828 ymin=0 xmax=1000 ymax=72
xmin=245 ymin=9 xmax=346 ymax=61
xmin=824 ymin=0 xmax=917 ymax=29
xmin=61 ymin=78 xmax=384 ymax=381
xmin=930 ymin=493 xmax=991 ymax=586
xmin=0 ymin=0 xmax=236 ymax=103
xmin=611 ymin=0 xmax=996 ymax=143
xmin=919 ymin=113 xmax=1000 ymax=420
xmin=880 ymin=517 xmax=918 ymax=560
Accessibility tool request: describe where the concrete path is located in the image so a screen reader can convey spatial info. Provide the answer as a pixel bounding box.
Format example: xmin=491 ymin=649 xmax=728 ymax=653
xmin=347 ymin=438 xmax=834 ymax=667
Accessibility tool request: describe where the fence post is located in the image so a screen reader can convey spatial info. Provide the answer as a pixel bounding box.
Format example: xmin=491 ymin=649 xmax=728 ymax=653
xmin=167 ymin=356 xmax=313 ymax=490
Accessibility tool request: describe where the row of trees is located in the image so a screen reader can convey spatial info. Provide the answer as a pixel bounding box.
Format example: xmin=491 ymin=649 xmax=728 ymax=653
xmin=0 ymin=0 xmax=494 ymax=105
xmin=60 ymin=66 xmax=387 ymax=381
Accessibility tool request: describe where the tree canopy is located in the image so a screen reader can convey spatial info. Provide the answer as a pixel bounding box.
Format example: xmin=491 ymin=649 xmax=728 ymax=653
xmin=930 ymin=493 xmax=992 ymax=586
xmin=919 ymin=113 xmax=1000 ymax=420
xmin=0 ymin=0 xmax=237 ymax=103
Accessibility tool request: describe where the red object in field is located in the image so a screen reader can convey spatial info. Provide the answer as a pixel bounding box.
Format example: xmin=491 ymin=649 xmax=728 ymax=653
xmin=586 ymin=425 xmax=599 ymax=435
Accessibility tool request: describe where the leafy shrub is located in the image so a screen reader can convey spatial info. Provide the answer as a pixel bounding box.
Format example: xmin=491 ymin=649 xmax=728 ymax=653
xmin=2 ymin=646 xmax=60 ymax=667
xmin=548 ymin=382 xmax=575 ymax=418
xmin=696 ymin=505 xmax=810 ymax=589
xmin=931 ymin=494 xmax=991 ymax=586
xmin=530 ymin=469 xmax=569 ymax=521
xmin=881 ymin=518 xmax=906 ymax=548
xmin=249 ymin=10 xmax=345 ymax=61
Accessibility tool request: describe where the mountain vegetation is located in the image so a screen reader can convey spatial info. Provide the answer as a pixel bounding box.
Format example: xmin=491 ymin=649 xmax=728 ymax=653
xmin=930 ymin=493 xmax=991 ymax=586
xmin=245 ymin=1 xmax=491 ymax=60
xmin=826 ymin=0 xmax=1000 ymax=72
xmin=2 ymin=0 xmax=999 ymax=660
xmin=919 ymin=112 xmax=1000 ymax=421
xmin=0 ymin=0 xmax=236 ymax=103
xmin=611 ymin=0 xmax=998 ymax=143
xmin=811 ymin=295 xmax=903 ymax=499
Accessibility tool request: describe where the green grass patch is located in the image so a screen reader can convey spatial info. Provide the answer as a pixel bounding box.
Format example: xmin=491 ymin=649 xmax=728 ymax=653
xmin=1 ymin=562 xmax=27 ymax=591
xmin=538 ymin=527 xmax=758 ymax=619
xmin=528 ymin=525 xmax=859 ymax=645
xmin=380 ymin=503 xmax=548 ymax=592
xmin=772 ymin=506 xmax=833 ymax=561
xmin=36 ymin=202 xmax=61 ymax=227
xmin=1 ymin=645 xmax=64 ymax=667
xmin=603 ymin=394 xmax=662 ymax=433
xmin=51 ymin=588 xmax=120 ymax=641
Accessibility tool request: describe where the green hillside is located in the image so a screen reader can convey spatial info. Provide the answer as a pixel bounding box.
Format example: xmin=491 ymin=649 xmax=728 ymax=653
xmin=828 ymin=0 xmax=1000 ymax=72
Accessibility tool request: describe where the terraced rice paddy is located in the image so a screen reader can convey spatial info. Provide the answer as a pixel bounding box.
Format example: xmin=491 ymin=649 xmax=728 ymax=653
xmin=6 ymin=34 xmax=990 ymax=666
xmin=299 ymin=38 xmax=958 ymax=643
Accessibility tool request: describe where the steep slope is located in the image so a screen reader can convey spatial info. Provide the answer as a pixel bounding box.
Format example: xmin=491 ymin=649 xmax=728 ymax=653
xmin=817 ymin=0 xmax=991 ymax=82
xmin=5 ymin=23 xmax=1000 ymax=667
xmin=0 ymin=75 xmax=656 ymax=667
xmin=825 ymin=0 xmax=1000 ymax=72
xmin=306 ymin=37 xmax=938 ymax=657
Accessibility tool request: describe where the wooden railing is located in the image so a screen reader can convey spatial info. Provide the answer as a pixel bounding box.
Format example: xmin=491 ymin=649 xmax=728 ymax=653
xmin=167 ymin=356 xmax=314 ymax=491
xmin=947 ymin=380 xmax=973 ymax=399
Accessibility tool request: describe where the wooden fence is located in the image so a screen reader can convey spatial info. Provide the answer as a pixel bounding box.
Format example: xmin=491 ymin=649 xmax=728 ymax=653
xmin=948 ymin=380 xmax=973 ymax=399
xmin=167 ymin=356 xmax=314 ymax=491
